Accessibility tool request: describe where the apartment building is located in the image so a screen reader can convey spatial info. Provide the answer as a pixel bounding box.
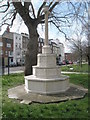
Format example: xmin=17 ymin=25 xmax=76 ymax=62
xmin=13 ymin=32 xmax=22 ymax=65
xmin=0 ymin=27 xmax=64 ymax=66
xmin=21 ymin=33 xmax=29 ymax=64
xmin=0 ymin=28 xmax=29 ymax=66
xmin=0 ymin=30 xmax=13 ymax=66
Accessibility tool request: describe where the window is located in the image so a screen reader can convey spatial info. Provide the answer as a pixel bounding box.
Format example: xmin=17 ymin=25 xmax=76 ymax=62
xmin=9 ymin=51 xmax=13 ymax=56
xmin=0 ymin=42 xmax=3 ymax=47
xmin=11 ymin=58 xmax=13 ymax=62
xmin=19 ymin=43 xmax=21 ymax=49
xmin=41 ymin=38 xmax=43 ymax=42
xmin=7 ymin=43 xmax=11 ymax=48
xmin=16 ymin=43 xmax=18 ymax=48
xmin=42 ymin=43 xmax=43 ymax=47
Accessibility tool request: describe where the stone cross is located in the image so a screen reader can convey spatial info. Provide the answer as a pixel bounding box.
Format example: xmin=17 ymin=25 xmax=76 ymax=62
xmin=44 ymin=6 xmax=49 ymax=46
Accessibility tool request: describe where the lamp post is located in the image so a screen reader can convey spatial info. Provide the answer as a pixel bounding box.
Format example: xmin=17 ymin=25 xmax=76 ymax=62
xmin=8 ymin=51 xmax=10 ymax=75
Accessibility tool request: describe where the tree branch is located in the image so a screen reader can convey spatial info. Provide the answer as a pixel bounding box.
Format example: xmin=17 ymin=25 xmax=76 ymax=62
xmin=50 ymin=20 xmax=70 ymax=40
xmin=29 ymin=2 xmax=36 ymax=18
xmin=0 ymin=1 xmax=10 ymax=13
xmin=48 ymin=1 xmax=54 ymax=8
xmin=49 ymin=2 xmax=59 ymax=13
xmin=11 ymin=11 xmax=17 ymax=26
xmin=24 ymin=2 xmax=31 ymax=10
xmin=1 ymin=10 xmax=15 ymax=20
xmin=37 ymin=2 xmax=46 ymax=17
xmin=12 ymin=2 xmax=33 ymax=27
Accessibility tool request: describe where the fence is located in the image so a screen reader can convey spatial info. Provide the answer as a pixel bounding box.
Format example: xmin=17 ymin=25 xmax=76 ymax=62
xmin=0 ymin=66 xmax=24 ymax=75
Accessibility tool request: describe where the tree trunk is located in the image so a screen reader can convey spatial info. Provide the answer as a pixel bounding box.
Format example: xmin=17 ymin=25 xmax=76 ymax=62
xmin=87 ymin=55 xmax=90 ymax=65
xmin=25 ymin=25 xmax=39 ymax=76
xmin=80 ymin=52 xmax=82 ymax=68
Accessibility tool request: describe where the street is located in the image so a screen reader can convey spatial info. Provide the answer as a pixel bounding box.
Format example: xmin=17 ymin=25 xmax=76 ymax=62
xmin=4 ymin=66 xmax=25 ymax=75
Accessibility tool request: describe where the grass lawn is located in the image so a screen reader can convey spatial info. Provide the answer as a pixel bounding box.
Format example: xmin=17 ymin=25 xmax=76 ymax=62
xmin=61 ymin=64 xmax=88 ymax=72
xmin=1 ymin=73 xmax=89 ymax=119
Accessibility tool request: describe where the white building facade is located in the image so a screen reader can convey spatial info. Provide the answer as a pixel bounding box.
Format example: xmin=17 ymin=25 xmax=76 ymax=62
xmin=13 ymin=33 xmax=22 ymax=65
xmin=21 ymin=33 xmax=29 ymax=64
xmin=13 ymin=32 xmax=29 ymax=65
xmin=59 ymin=42 xmax=65 ymax=62
xmin=50 ymin=39 xmax=65 ymax=62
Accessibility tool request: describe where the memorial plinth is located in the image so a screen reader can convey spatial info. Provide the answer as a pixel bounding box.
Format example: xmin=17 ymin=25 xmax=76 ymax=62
xmin=25 ymin=6 xmax=69 ymax=94
xmin=25 ymin=46 xmax=69 ymax=94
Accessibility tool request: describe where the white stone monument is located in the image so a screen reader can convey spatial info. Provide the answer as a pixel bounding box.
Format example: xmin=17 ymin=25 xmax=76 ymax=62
xmin=25 ymin=6 xmax=69 ymax=94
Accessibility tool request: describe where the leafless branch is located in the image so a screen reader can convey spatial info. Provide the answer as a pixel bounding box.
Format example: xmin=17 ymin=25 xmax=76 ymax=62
xmin=49 ymin=2 xmax=59 ymax=13
xmin=50 ymin=20 xmax=70 ymax=40
xmin=11 ymin=11 xmax=17 ymax=26
xmin=0 ymin=23 xmax=11 ymax=27
xmin=0 ymin=1 xmax=10 ymax=13
xmin=48 ymin=1 xmax=54 ymax=8
xmin=12 ymin=2 xmax=33 ymax=27
xmin=1 ymin=9 xmax=16 ymax=20
xmin=37 ymin=2 xmax=46 ymax=17
xmin=29 ymin=2 xmax=36 ymax=18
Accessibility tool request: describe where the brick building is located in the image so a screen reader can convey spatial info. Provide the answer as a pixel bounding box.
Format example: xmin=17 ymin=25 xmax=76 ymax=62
xmin=65 ymin=53 xmax=73 ymax=62
xmin=0 ymin=30 xmax=13 ymax=66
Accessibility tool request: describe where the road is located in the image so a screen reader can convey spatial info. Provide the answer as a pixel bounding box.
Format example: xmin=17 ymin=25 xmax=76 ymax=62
xmin=3 ymin=66 xmax=25 ymax=75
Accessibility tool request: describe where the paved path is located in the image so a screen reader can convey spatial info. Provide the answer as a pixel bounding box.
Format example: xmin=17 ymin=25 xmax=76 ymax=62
xmin=61 ymin=71 xmax=88 ymax=74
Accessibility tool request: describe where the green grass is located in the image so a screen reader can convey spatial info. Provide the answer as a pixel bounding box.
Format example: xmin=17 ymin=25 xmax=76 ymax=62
xmin=61 ymin=64 xmax=88 ymax=72
xmin=2 ymin=73 xmax=89 ymax=119
xmin=69 ymin=74 xmax=88 ymax=88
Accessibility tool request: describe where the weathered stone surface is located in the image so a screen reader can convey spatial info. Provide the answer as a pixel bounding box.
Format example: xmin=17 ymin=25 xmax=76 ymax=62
xmin=8 ymin=84 xmax=88 ymax=104
xmin=25 ymin=75 xmax=69 ymax=94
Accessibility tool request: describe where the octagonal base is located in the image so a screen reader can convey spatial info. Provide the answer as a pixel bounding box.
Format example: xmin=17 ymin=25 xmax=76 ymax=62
xmin=25 ymin=75 xmax=69 ymax=95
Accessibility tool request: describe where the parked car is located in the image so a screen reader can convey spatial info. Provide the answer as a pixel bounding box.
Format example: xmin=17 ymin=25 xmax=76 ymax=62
xmin=62 ymin=60 xmax=66 ymax=65
xmin=69 ymin=61 xmax=73 ymax=64
xmin=77 ymin=60 xmax=80 ymax=64
xmin=65 ymin=60 xmax=69 ymax=64
xmin=58 ymin=61 xmax=62 ymax=66
xmin=9 ymin=62 xmax=16 ymax=67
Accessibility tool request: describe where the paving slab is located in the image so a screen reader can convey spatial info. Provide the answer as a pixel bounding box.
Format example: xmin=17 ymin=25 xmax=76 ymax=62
xmin=8 ymin=84 xmax=88 ymax=104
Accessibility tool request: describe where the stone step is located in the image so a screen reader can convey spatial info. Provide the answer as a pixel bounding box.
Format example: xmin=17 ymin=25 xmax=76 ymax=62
xmin=37 ymin=53 xmax=56 ymax=67
xmin=33 ymin=66 xmax=61 ymax=79
xmin=25 ymin=75 xmax=69 ymax=94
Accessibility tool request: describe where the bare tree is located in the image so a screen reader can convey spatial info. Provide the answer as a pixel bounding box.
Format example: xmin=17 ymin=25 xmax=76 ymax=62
xmin=68 ymin=25 xmax=90 ymax=67
xmin=69 ymin=29 xmax=85 ymax=66
xmin=0 ymin=0 xmax=88 ymax=75
xmin=82 ymin=40 xmax=90 ymax=64
xmin=81 ymin=1 xmax=90 ymax=65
